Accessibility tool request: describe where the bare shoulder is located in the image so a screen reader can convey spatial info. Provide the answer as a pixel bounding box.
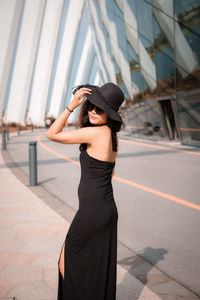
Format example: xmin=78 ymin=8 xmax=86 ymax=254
xmin=99 ymin=125 xmax=119 ymax=143
xmin=82 ymin=125 xmax=109 ymax=137
xmin=97 ymin=125 xmax=114 ymax=138
xmin=87 ymin=125 xmax=118 ymax=162
xmin=46 ymin=125 xmax=105 ymax=144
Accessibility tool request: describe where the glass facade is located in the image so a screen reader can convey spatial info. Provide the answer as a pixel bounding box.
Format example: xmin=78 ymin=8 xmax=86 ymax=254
xmin=87 ymin=0 xmax=200 ymax=146
xmin=1 ymin=0 xmax=199 ymax=137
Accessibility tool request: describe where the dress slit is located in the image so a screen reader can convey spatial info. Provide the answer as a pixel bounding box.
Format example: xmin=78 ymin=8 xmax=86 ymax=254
xmin=58 ymin=240 xmax=66 ymax=279
xmin=57 ymin=240 xmax=66 ymax=299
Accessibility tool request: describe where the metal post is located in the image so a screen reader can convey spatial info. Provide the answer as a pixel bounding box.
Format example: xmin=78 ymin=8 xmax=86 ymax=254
xmin=31 ymin=123 xmax=33 ymax=132
xmin=29 ymin=141 xmax=37 ymax=186
xmin=17 ymin=124 xmax=20 ymax=135
xmin=1 ymin=129 xmax=6 ymax=151
xmin=6 ymin=124 xmax=9 ymax=140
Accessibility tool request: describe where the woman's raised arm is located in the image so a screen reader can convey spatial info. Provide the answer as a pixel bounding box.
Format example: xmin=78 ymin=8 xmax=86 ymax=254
xmin=46 ymin=87 xmax=92 ymax=144
xmin=46 ymin=126 xmax=101 ymax=145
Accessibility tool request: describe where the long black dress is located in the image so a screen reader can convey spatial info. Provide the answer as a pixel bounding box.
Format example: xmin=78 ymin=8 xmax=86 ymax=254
xmin=57 ymin=127 xmax=118 ymax=300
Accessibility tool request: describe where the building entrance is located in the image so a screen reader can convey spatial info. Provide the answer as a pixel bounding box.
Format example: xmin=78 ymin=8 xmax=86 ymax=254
xmin=159 ymin=99 xmax=179 ymax=140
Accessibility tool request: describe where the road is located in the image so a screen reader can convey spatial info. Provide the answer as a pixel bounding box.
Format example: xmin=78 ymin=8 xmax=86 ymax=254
xmin=5 ymin=128 xmax=200 ymax=296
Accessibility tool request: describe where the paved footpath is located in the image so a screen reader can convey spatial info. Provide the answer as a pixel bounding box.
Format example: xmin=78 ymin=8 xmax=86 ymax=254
xmin=0 ymin=135 xmax=164 ymax=300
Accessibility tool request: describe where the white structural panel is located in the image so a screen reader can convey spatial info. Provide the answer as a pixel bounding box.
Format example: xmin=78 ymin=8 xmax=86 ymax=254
xmin=48 ymin=0 xmax=85 ymax=118
xmin=68 ymin=28 xmax=95 ymax=123
xmin=91 ymin=28 xmax=109 ymax=83
xmin=27 ymin=0 xmax=64 ymax=126
xmin=5 ymin=0 xmax=46 ymax=125
xmin=88 ymin=0 xmax=111 ymax=83
xmin=0 ymin=0 xmax=19 ymax=118
xmin=93 ymin=71 xmax=102 ymax=86
xmin=72 ymin=28 xmax=94 ymax=87
xmin=88 ymin=0 xmax=116 ymax=83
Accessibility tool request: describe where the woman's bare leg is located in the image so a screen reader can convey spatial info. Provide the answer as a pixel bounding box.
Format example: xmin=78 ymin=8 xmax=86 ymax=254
xmin=58 ymin=241 xmax=65 ymax=280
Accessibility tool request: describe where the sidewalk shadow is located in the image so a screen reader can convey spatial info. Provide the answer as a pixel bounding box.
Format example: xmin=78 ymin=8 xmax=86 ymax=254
xmin=117 ymin=247 xmax=168 ymax=300
xmin=0 ymin=158 xmax=76 ymax=169
xmin=39 ymin=177 xmax=56 ymax=185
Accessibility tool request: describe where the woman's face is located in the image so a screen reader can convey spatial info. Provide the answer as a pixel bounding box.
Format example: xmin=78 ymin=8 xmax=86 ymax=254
xmin=87 ymin=102 xmax=108 ymax=125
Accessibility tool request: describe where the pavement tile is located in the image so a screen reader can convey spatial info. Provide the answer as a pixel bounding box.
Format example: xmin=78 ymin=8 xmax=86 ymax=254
xmin=139 ymin=287 xmax=164 ymax=300
xmin=32 ymin=254 xmax=59 ymax=268
xmin=146 ymin=273 xmax=170 ymax=286
xmin=0 ymin=276 xmax=15 ymax=298
xmin=43 ymin=267 xmax=58 ymax=289
xmin=0 ymin=253 xmax=36 ymax=264
xmin=1 ymin=264 xmax=43 ymax=285
xmin=0 ymin=239 xmax=25 ymax=253
xmin=43 ymin=223 xmax=69 ymax=234
xmin=0 ymin=298 xmax=16 ymax=300
xmin=20 ymin=238 xmax=62 ymax=255
xmin=7 ymin=282 xmax=57 ymax=300
xmin=130 ymin=262 xmax=170 ymax=286
xmin=0 ymin=227 xmax=16 ymax=241
xmin=151 ymin=280 xmax=200 ymax=298
xmin=117 ymin=265 xmax=163 ymax=300
xmin=17 ymin=230 xmax=54 ymax=243
xmin=117 ymin=264 xmax=144 ymax=299
xmin=0 ymin=263 xmax=5 ymax=272
xmin=156 ymin=296 xmax=199 ymax=300
xmin=15 ymin=226 xmax=52 ymax=239
xmin=11 ymin=221 xmax=49 ymax=230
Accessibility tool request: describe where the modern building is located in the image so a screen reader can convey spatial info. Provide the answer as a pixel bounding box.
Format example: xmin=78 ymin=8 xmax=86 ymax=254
xmin=0 ymin=0 xmax=199 ymax=147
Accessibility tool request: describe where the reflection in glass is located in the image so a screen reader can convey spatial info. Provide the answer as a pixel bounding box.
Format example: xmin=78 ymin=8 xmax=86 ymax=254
xmin=152 ymin=11 xmax=175 ymax=96
xmin=136 ymin=0 xmax=157 ymax=94
xmin=145 ymin=98 xmax=166 ymax=139
xmin=174 ymin=0 xmax=200 ymax=91
xmin=146 ymin=0 xmax=174 ymax=18
xmin=87 ymin=0 xmax=200 ymax=146
xmin=177 ymin=88 xmax=200 ymax=146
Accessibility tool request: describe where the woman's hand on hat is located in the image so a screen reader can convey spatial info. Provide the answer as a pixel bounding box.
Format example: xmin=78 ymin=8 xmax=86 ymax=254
xmin=71 ymin=88 xmax=92 ymax=109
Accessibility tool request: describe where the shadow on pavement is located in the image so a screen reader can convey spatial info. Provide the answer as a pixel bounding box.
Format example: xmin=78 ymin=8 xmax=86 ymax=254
xmin=38 ymin=177 xmax=56 ymax=185
xmin=117 ymin=247 xmax=168 ymax=300
xmin=0 ymin=158 xmax=79 ymax=169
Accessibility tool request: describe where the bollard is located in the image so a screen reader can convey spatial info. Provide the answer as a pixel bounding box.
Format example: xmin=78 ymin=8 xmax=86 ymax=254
xmin=29 ymin=141 xmax=37 ymax=186
xmin=1 ymin=129 xmax=6 ymax=151
xmin=31 ymin=123 xmax=33 ymax=132
xmin=17 ymin=124 xmax=20 ymax=135
xmin=6 ymin=124 xmax=9 ymax=140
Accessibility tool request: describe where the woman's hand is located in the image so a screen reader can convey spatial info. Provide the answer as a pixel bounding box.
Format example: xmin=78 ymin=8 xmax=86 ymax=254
xmin=70 ymin=88 xmax=92 ymax=110
xmin=46 ymin=87 xmax=92 ymax=140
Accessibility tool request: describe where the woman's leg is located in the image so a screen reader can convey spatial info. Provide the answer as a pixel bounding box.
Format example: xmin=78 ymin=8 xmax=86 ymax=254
xmin=58 ymin=241 xmax=65 ymax=280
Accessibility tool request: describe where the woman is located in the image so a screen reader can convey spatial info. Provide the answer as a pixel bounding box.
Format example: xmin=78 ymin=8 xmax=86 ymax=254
xmin=46 ymin=82 xmax=124 ymax=300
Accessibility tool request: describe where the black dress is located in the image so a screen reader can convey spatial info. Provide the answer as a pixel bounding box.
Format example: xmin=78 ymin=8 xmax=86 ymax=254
xmin=57 ymin=126 xmax=118 ymax=300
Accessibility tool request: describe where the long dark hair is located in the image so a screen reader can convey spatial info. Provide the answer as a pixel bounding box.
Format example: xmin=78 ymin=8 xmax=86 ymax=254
xmin=75 ymin=99 xmax=122 ymax=152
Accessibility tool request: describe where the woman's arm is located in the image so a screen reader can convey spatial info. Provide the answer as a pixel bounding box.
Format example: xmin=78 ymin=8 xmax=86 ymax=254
xmin=46 ymin=87 xmax=91 ymax=138
xmin=46 ymin=106 xmax=73 ymax=140
xmin=46 ymin=87 xmax=100 ymax=144
xmin=47 ymin=126 xmax=102 ymax=144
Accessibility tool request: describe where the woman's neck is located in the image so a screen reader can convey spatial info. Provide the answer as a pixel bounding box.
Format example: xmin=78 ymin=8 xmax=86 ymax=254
xmin=90 ymin=122 xmax=108 ymax=126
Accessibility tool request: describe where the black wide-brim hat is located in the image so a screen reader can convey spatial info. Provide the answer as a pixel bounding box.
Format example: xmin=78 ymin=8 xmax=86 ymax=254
xmin=72 ymin=82 xmax=125 ymax=124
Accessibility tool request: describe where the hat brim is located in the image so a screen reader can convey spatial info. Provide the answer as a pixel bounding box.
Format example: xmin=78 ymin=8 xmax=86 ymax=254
xmin=85 ymin=89 xmax=123 ymax=124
